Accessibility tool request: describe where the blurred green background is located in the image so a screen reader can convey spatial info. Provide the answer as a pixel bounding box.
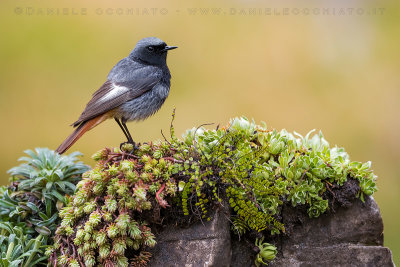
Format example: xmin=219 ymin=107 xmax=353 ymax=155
xmin=0 ymin=0 xmax=398 ymax=264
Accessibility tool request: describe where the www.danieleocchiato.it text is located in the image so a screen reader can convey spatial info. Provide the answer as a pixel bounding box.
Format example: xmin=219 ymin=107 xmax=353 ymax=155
xmin=13 ymin=7 xmax=386 ymax=16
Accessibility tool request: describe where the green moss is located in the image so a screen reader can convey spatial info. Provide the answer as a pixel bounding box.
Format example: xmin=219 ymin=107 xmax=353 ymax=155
xmin=50 ymin=117 xmax=377 ymax=266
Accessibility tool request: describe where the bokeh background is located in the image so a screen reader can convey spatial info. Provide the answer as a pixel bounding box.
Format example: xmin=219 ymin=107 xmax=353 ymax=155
xmin=0 ymin=0 xmax=399 ymax=264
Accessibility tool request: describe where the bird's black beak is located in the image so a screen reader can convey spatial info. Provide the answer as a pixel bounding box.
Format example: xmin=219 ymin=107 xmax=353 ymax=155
xmin=163 ymin=46 xmax=178 ymax=52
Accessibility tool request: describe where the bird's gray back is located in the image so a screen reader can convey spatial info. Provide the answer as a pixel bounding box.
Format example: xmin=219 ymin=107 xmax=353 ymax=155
xmin=107 ymin=57 xmax=163 ymax=83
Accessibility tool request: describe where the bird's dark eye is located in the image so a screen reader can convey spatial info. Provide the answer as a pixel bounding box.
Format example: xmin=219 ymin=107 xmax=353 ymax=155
xmin=147 ymin=46 xmax=155 ymax=52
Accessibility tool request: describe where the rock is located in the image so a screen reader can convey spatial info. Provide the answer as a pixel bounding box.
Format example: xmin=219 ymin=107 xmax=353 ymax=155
xmin=148 ymin=197 xmax=395 ymax=267
xmin=270 ymin=245 xmax=394 ymax=267
xmin=148 ymin=204 xmax=232 ymax=267
xmin=236 ymin=196 xmax=395 ymax=267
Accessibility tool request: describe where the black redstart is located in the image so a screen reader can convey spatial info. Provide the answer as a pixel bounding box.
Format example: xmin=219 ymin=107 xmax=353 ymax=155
xmin=56 ymin=37 xmax=177 ymax=154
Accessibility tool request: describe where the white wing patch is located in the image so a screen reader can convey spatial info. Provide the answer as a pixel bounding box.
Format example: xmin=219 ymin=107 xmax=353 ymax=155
xmin=99 ymin=84 xmax=129 ymax=102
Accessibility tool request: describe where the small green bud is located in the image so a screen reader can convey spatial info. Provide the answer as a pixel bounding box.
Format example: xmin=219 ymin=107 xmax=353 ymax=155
xmin=134 ymin=187 xmax=147 ymax=201
xmin=148 ymin=183 xmax=159 ymax=194
xmin=126 ymin=237 xmax=134 ymax=247
xmin=65 ymin=226 xmax=74 ymax=236
xmin=44 ymin=247 xmax=54 ymax=257
xmin=105 ymin=197 xmax=117 ymax=213
xmin=153 ymin=150 xmax=163 ymax=159
xmin=83 ymin=242 xmax=91 ymax=252
xmin=107 ymin=164 xmax=119 ymax=176
xmin=116 ymin=212 xmax=130 ymax=231
xmin=166 ymin=181 xmax=177 ymax=196
xmin=132 ymin=240 xmax=141 ymax=250
xmin=88 ymin=211 xmax=101 ymax=227
xmin=84 ymin=254 xmax=96 ymax=267
xmin=61 ymin=218 xmax=73 ymax=228
xmin=141 ymin=201 xmax=152 ymax=210
xmin=107 ymin=224 xmax=119 ymax=238
xmin=84 ymin=222 xmax=93 ymax=233
xmin=141 ymin=154 xmax=151 ymax=163
xmin=90 ymin=241 xmax=97 ymax=249
xmin=120 ymin=160 xmax=135 ymax=172
xmin=76 ymin=179 xmax=86 ymax=190
xmin=116 ymin=255 xmax=129 ymax=267
xmin=144 ymin=231 xmax=156 ymax=247
xmin=84 ymin=232 xmax=91 ymax=242
xmin=144 ymin=163 xmax=153 ymax=172
xmin=90 ymin=171 xmax=103 ymax=181
xmin=125 ymin=197 xmax=138 ymax=209
xmin=140 ymin=143 xmax=151 ymax=152
xmin=73 ymin=238 xmax=82 ymax=246
xmin=55 ymin=226 xmax=65 ymax=235
xmin=59 ymin=207 xmax=74 ymax=219
xmin=92 ymin=183 xmax=105 ymax=195
xmin=77 ymin=246 xmax=84 ymax=256
xmin=140 ymin=172 xmax=152 ymax=182
xmin=96 ymin=230 xmax=107 ymax=246
xmin=116 ymin=181 xmax=129 ymax=196
xmin=99 ymin=244 xmax=111 ymax=259
xmin=92 ymin=148 xmax=108 ymax=161
xmin=102 ymin=212 xmax=113 ymax=222
xmin=150 ymin=159 xmax=158 ymax=167
xmin=121 ymin=143 xmax=134 ymax=152
xmin=158 ymin=158 xmax=167 ymax=169
xmin=128 ymin=221 xmax=141 ymax=239
xmin=107 ymin=184 xmax=117 ymax=196
xmin=59 ymin=254 xmax=69 ymax=265
xmin=112 ymin=238 xmax=127 ymax=255
xmin=125 ymin=170 xmax=138 ymax=183
xmin=153 ymin=167 xmax=161 ymax=177
xmin=83 ymin=200 xmax=96 ymax=214
xmin=74 ymin=206 xmax=84 ymax=218
xmin=73 ymin=191 xmax=87 ymax=206
xmin=69 ymin=259 xmax=80 ymax=267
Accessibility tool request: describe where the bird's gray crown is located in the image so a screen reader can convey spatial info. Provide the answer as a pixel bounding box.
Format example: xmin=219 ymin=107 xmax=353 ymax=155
xmin=129 ymin=37 xmax=170 ymax=66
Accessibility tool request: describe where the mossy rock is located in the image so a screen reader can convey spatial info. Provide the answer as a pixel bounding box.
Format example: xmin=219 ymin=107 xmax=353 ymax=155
xmin=47 ymin=117 xmax=379 ymax=266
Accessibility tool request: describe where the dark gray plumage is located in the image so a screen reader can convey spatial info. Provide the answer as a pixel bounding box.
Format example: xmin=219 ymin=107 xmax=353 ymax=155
xmin=56 ymin=37 xmax=177 ymax=154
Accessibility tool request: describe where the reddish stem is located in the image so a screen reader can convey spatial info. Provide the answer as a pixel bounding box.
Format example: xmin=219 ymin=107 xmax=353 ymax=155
xmin=156 ymin=183 xmax=169 ymax=208
xmin=103 ymin=155 xmax=120 ymax=167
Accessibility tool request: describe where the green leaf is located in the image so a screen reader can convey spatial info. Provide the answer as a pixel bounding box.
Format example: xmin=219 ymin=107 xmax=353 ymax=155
xmin=34 ymin=226 xmax=51 ymax=236
xmin=26 ymin=202 xmax=40 ymax=214
xmin=50 ymin=191 xmax=65 ymax=203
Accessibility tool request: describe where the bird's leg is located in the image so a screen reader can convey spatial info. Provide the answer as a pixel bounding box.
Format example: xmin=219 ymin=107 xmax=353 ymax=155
xmin=115 ymin=118 xmax=131 ymax=142
xmin=115 ymin=118 xmax=136 ymax=151
xmin=121 ymin=121 xmax=134 ymax=144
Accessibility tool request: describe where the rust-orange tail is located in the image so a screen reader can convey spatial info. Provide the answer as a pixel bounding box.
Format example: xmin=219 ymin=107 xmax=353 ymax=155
xmin=56 ymin=114 xmax=109 ymax=154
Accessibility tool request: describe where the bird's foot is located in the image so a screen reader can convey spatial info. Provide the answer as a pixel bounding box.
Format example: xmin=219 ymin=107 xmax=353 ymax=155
xmin=120 ymin=141 xmax=138 ymax=153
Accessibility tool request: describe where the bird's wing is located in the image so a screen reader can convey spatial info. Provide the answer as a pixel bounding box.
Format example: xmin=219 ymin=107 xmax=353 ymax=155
xmin=72 ymin=75 xmax=159 ymax=127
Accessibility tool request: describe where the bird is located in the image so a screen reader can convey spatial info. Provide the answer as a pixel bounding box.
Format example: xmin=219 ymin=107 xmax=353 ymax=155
xmin=56 ymin=37 xmax=177 ymax=154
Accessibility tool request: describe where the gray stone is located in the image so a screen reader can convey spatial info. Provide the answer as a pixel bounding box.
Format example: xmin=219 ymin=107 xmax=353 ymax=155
xmin=270 ymin=246 xmax=394 ymax=267
xmin=148 ymin=204 xmax=231 ymax=267
xmin=281 ymin=196 xmax=384 ymax=248
xmin=148 ymin=197 xmax=395 ymax=267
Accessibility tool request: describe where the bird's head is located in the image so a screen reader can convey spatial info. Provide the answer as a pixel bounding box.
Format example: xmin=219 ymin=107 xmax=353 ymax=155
xmin=130 ymin=37 xmax=177 ymax=66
